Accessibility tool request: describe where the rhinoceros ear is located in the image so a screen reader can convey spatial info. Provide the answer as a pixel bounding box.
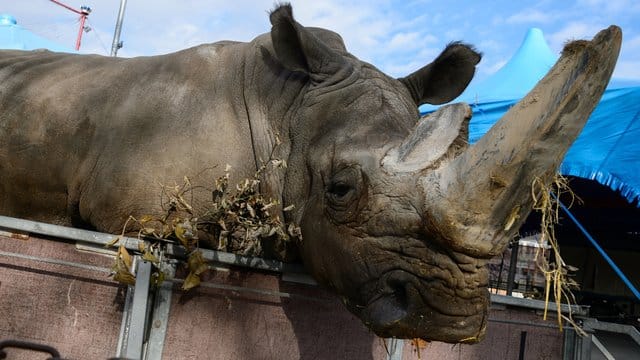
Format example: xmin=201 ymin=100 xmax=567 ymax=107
xmin=399 ymin=42 xmax=481 ymax=106
xmin=270 ymin=4 xmax=351 ymax=81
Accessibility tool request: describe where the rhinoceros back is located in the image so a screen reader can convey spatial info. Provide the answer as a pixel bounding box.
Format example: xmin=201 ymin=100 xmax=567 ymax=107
xmin=0 ymin=43 xmax=260 ymax=231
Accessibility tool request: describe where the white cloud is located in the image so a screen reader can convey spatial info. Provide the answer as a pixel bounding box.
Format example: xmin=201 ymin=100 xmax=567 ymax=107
xmin=481 ymin=59 xmax=507 ymax=76
xmin=577 ymin=0 xmax=640 ymax=13
xmin=478 ymin=39 xmax=502 ymax=53
xmin=389 ymin=32 xmax=421 ymax=49
xmin=624 ymin=35 xmax=640 ymax=50
xmin=506 ymin=9 xmax=553 ymax=25
xmin=613 ymin=60 xmax=640 ymax=79
xmin=547 ymin=22 xmax=603 ymax=52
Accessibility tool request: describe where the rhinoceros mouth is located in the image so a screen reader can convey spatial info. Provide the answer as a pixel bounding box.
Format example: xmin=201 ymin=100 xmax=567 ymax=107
xmin=355 ymin=268 xmax=489 ymax=343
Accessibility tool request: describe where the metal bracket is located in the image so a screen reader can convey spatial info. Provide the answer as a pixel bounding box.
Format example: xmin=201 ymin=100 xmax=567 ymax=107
xmin=145 ymin=262 xmax=175 ymax=360
xmin=116 ymin=259 xmax=152 ymax=360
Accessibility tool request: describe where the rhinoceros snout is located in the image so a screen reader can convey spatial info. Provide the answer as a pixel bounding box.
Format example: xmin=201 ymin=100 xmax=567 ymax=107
xmin=354 ymin=270 xmax=488 ymax=342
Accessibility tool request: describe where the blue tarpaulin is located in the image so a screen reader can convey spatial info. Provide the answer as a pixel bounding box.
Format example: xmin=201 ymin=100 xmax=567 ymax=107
xmin=427 ymin=28 xmax=640 ymax=205
xmin=0 ymin=14 xmax=74 ymax=52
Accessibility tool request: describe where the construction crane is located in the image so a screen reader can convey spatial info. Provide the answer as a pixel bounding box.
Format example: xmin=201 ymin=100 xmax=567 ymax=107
xmin=49 ymin=0 xmax=91 ymax=51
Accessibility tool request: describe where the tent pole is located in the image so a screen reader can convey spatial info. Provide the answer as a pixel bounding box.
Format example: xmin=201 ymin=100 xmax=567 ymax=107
xmin=110 ymin=0 xmax=127 ymax=56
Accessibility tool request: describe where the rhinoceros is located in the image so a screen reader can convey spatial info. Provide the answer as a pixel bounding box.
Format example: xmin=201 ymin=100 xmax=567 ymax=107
xmin=0 ymin=4 xmax=621 ymax=343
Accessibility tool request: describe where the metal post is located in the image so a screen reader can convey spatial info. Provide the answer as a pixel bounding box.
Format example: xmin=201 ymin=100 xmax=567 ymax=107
xmin=110 ymin=0 xmax=128 ymax=56
xmin=145 ymin=262 xmax=175 ymax=360
xmin=120 ymin=260 xmax=152 ymax=360
xmin=518 ymin=331 xmax=527 ymax=360
xmin=49 ymin=1 xmax=91 ymax=51
xmin=506 ymin=239 xmax=520 ymax=295
xmin=75 ymin=14 xmax=86 ymax=50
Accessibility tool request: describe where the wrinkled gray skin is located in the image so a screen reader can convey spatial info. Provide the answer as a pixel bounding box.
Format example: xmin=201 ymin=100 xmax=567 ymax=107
xmin=0 ymin=5 xmax=621 ymax=343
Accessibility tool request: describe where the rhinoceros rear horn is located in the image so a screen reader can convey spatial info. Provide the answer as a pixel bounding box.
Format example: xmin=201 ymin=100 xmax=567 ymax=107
xmin=399 ymin=42 xmax=481 ymax=106
xmin=270 ymin=4 xmax=352 ymax=82
xmin=418 ymin=26 xmax=622 ymax=258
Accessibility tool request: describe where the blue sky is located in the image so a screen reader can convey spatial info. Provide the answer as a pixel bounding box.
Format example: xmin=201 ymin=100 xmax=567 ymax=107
xmin=3 ymin=0 xmax=640 ymax=83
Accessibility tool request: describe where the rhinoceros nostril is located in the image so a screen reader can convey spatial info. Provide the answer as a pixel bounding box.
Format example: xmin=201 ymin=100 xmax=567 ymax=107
xmin=387 ymin=278 xmax=409 ymax=311
xmin=361 ymin=273 xmax=413 ymax=329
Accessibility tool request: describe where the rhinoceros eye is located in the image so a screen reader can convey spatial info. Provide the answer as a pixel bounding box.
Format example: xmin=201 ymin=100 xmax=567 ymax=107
xmin=328 ymin=182 xmax=353 ymax=199
xmin=325 ymin=167 xmax=364 ymax=223
xmin=325 ymin=167 xmax=361 ymax=208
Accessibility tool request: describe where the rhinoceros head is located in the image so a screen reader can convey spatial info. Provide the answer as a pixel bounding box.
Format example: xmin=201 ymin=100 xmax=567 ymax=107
xmin=269 ymin=5 xmax=621 ymax=342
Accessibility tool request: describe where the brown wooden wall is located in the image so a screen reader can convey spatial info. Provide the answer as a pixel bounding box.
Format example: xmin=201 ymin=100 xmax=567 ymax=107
xmin=1 ymin=233 xmax=566 ymax=359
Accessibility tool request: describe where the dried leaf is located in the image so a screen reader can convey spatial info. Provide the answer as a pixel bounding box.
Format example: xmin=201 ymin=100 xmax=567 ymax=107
xmin=111 ymin=256 xmax=135 ymax=285
xmin=153 ymin=271 xmax=165 ymax=286
xmin=268 ymin=226 xmax=277 ymax=237
xmin=261 ymin=202 xmax=275 ymax=211
xmin=187 ymin=250 xmax=209 ymax=276
xmin=218 ymin=219 xmax=227 ymax=231
xmin=565 ymin=264 xmax=579 ymax=272
xmin=142 ymin=251 xmax=159 ymax=263
xmin=174 ymin=222 xmax=191 ymax=248
xmin=141 ymin=227 xmax=156 ymax=235
xmin=182 ymin=272 xmax=201 ymax=291
xmin=106 ymin=236 xmax=122 ymax=248
xmin=139 ymin=215 xmax=154 ymax=224
xmin=113 ymin=268 xmax=136 ymax=285
xmin=247 ymin=203 xmax=256 ymax=218
xmin=287 ymin=223 xmax=302 ymax=239
xmin=118 ymin=245 xmax=133 ymax=269
xmin=283 ymin=204 xmax=295 ymax=212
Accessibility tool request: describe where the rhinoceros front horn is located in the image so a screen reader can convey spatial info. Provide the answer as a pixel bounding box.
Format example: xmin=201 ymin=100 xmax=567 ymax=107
xmin=390 ymin=26 xmax=622 ymax=258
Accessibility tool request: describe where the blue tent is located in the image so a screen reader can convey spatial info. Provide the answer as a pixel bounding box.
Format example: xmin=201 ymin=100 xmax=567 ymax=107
xmin=432 ymin=28 xmax=640 ymax=205
xmin=0 ymin=14 xmax=74 ymax=52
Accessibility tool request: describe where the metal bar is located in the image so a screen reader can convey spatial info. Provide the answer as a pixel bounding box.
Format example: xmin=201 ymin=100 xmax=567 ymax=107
xmin=0 ymin=249 xmax=111 ymax=274
xmin=168 ymin=278 xmax=326 ymax=303
xmin=591 ymin=335 xmax=615 ymax=360
xmin=110 ymin=0 xmax=128 ymax=56
xmin=125 ymin=260 xmax=152 ymax=360
xmin=518 ymin=331 xmax=527 ymax=360
xmin=563 ymin=328 xmax=577 ymax=360
xmin=491 ymin=293 xmax=588 ymax=316
xmin=385 ymin=338 xmax=404 ymax=360
xmin=75 ymin=14 xmax=86 ymax=50
xmin=583 ymin=319 xmax=640 ymax=346
xmin=0 ymin=216 xmax=316 ymax=281
xmin=165 ymin=243 xmax=312 ymax=278
xmin=49 ymin=0 xmax=83 ymax=15
xmin=0 ymin=215 xmax=145 ymax=252
xmin=506 ymin=239 xmax=519 ymax=295
xmin=488 ymin=318 xmax=562 ymax=329
xmin=556 ymin=198 xmax=640 ymax=301
xmin=281 ymin=271 xmax=318 ymax=286
xmin=580 ymin=334 xmax=593 ymax=360
xmin=116 ymin=285 xmax=135 ymax=358
xmin=145 ymin=263 xmax=175 ymax=360
xmin=580 ymin=321 xmax=594 ymax=360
